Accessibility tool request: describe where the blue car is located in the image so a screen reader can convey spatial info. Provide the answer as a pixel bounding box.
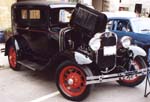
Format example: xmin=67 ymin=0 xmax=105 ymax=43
xmin=0 ymin=30 xmax=5 ymax=43
xmin=105 ymin=15 xmax=150 ymax=64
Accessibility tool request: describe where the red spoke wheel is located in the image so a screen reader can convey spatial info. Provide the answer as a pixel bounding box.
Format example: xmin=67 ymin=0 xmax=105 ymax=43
xmin=117 ymin=56 xmax=146 ymax=87
xmin=8 ymin=46 xmax=21 ymax=70
xmin=56 ymin=60 xmax=92 ymax=101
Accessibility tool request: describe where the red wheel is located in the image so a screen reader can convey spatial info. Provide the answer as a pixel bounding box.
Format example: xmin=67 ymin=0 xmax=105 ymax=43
xmin=56 ymin=61 xmax=92 ymax=101
xmin=59 ymin=65 xmax=86 ymax=97
xmin=118 ymin=57 xmax=146 ymax=87
xmin=8 ymin=46 xmax=20 ymax=70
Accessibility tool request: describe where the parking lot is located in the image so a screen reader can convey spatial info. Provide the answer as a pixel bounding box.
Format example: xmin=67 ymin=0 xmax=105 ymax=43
xmin=0 ymin=43 xmax=150 ymax=102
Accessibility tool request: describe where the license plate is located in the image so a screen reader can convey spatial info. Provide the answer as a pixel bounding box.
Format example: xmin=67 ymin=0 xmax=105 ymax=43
xmin=103 ymin=46 xmax=116 ymax=56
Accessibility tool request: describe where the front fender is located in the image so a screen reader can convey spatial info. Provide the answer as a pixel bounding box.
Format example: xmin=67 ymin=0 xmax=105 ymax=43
xmin=74 ymin=51 xmax=92 ymax=65
xmin=129 ymin=45 xmax=146 ymax=58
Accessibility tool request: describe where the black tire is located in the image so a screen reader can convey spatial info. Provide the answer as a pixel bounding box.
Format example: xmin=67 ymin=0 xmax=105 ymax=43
xmin=8 ymin=45 xmax=21 ymax=71
xmin=56 ymin=60 xmax=92 ymax=101
xmin=117 ymin=56 xmax=146 ymax=87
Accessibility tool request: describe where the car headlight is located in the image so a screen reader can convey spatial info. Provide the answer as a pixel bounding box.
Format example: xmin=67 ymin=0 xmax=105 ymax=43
xmin=89 ymin=33 xmax=101 ymax=51
xmin=120 ymin=36 xmax=131 ymax=48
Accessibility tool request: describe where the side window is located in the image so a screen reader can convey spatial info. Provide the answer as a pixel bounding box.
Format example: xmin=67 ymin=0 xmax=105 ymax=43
xmin=14 ymin=8 xmax=29 ymax=26
xmin=29 ymin=10 xmax=40 ymax=19
xmin=116 ymin=20 xmax=131 ymax=32
xmin=21 ymin=9 xmax=28 ymax=19
xmin=106 ymin=20 xmax=113 ymax=30
xmin=59 ymin=9 xmax=72 ymax=23
xmin=29 ymin=8 xmax=48 ymax=26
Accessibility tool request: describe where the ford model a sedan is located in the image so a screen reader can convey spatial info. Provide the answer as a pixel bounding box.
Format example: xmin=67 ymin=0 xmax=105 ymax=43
xmin=6 ymin=1 xmax=75 ymax=70
xmin=5 ymin=2 xmax=149 ymax=101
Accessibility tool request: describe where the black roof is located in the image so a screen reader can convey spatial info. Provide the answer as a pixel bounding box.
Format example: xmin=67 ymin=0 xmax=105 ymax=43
xmin=13 ymin=0 xmax=76 ymax=8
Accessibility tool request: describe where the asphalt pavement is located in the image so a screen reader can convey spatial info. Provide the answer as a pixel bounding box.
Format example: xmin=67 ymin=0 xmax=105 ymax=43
xmin=0 ymin=43 xmax=150 ymax=102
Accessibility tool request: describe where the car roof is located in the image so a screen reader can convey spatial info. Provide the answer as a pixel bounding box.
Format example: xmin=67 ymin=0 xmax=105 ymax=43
xmin=103 ymin=11 xmax=137 ymax=20
xmin=108 ymin=16 xmax=135 ymax=20
xmin=107 ymin=16 xmax=150 ymax=22
xmin=13 ymin=0 xmax=76 ymax=8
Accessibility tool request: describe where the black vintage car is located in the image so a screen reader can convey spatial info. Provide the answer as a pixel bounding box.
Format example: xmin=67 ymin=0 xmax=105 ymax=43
xmin=6 ymin=1 xmax=75 ymax=70
xmin=5 ymin=1 xmax=149 ymax=101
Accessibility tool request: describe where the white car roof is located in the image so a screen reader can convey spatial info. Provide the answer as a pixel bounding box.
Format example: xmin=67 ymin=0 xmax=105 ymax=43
xmin=103 ymin=11 xmax=137 ymax=18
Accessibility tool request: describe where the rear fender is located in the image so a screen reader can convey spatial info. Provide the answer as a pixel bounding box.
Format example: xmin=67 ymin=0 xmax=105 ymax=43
xmin=5 ymin=37 xmax=14 ymax=55
xmin=5 ymin=36 xmax=20 ymax=56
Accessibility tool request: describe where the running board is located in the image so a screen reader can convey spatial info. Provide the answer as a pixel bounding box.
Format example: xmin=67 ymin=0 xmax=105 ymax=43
xmin=17 ymin=60 xmax=44 ymax=71
xmin=86 ymin=67 xmax=150 ymax=85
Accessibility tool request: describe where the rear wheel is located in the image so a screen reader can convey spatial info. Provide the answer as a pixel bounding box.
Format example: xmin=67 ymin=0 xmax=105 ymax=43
xmin=117 ymin=56 xmax=146 ymax=87
xmin=56 ymin=60 xmax=92 ymax=101
xmin=8 ymin=46 xmax=21 ymax=70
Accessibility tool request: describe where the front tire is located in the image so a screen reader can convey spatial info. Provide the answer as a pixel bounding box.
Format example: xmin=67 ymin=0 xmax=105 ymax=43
xmin=56 ymin=60 xmax=92 ymax=101
xmin=117 ymin=56 xmax=146 ymax=87
xmin=8 ymin=45 xmax=21 ymax=71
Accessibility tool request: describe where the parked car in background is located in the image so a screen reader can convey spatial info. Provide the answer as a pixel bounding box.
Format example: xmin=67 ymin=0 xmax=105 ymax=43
xmin=0 ymin=29 xmax=5 ymax=43
xmin=105 ymin=14 xmax=150 ymax=65
xmin=103 ymin=11 xmax=136 ymax=18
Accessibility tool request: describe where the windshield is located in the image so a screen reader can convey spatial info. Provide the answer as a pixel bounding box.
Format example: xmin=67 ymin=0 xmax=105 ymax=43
xmin=50 ymin=8 xmax=74 ymax=26
xmin=131 ymin=18 xmax=150 ymax=33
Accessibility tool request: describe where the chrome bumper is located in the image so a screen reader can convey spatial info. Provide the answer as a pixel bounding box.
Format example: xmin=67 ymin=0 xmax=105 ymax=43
xmin=86 ymin=67 xmax=150 ymax=85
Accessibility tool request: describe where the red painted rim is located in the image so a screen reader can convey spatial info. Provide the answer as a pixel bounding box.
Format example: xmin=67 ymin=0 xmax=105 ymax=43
xmin=122 ymin=60 xmax=141 ymax=83
xmin=8 ymin=47 xmax=17 ymax=68
xmin=59 ymin=65 xmax=86 ymax=97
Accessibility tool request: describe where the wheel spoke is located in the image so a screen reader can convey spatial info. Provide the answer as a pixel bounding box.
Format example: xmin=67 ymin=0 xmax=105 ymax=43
xmin=59 ymin=65 xmax=86 ymax=97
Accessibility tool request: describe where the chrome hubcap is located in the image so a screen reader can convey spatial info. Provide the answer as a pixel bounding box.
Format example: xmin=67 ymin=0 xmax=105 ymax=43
xmin=68 ymin=79 xmax=74 ymax=85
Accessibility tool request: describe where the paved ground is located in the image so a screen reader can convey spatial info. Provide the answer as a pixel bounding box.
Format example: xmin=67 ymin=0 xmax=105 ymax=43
xmin=0 ymin=43 xmax=150 ymax=102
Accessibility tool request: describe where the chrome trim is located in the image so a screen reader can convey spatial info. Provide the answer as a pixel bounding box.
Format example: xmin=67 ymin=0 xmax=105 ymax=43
xmin=59 ymin=27 xmax=72 ymax=52
xmin=86 ymin=67 xmax=150 ymax=85
xmin=99 ymin=31 xmax=118 ymax=73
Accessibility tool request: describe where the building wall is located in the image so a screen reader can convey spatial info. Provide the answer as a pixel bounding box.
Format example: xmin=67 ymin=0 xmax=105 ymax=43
xmin=0 ymin=0 xmax=16 ymax=29
xmin=92 ymin=0 xmax=103 ymax=11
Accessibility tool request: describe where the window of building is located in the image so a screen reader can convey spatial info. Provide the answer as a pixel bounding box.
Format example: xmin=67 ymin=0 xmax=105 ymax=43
xmin=29 ymin=10 xmax=40 ymax=19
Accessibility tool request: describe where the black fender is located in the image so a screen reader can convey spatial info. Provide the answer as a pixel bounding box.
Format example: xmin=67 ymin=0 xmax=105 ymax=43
xmin=42 ymin=51 xmax=74 ymax=75
xmin=46 ymin=50 xmax=100 ymax=76
xmin=5 ymin=35 xmax=29 ymax=56
xmin=5 ymin=36 xmax=15 ymax=56
xmin=47 ymin=51 xmax=75 ymax=70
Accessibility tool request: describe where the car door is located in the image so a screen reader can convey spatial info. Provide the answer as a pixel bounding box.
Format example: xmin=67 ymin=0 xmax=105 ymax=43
xmin=29 ymin=6 xmax=50 ymax=59
xmin=21 ymin=5 xmax=51 ymax=62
